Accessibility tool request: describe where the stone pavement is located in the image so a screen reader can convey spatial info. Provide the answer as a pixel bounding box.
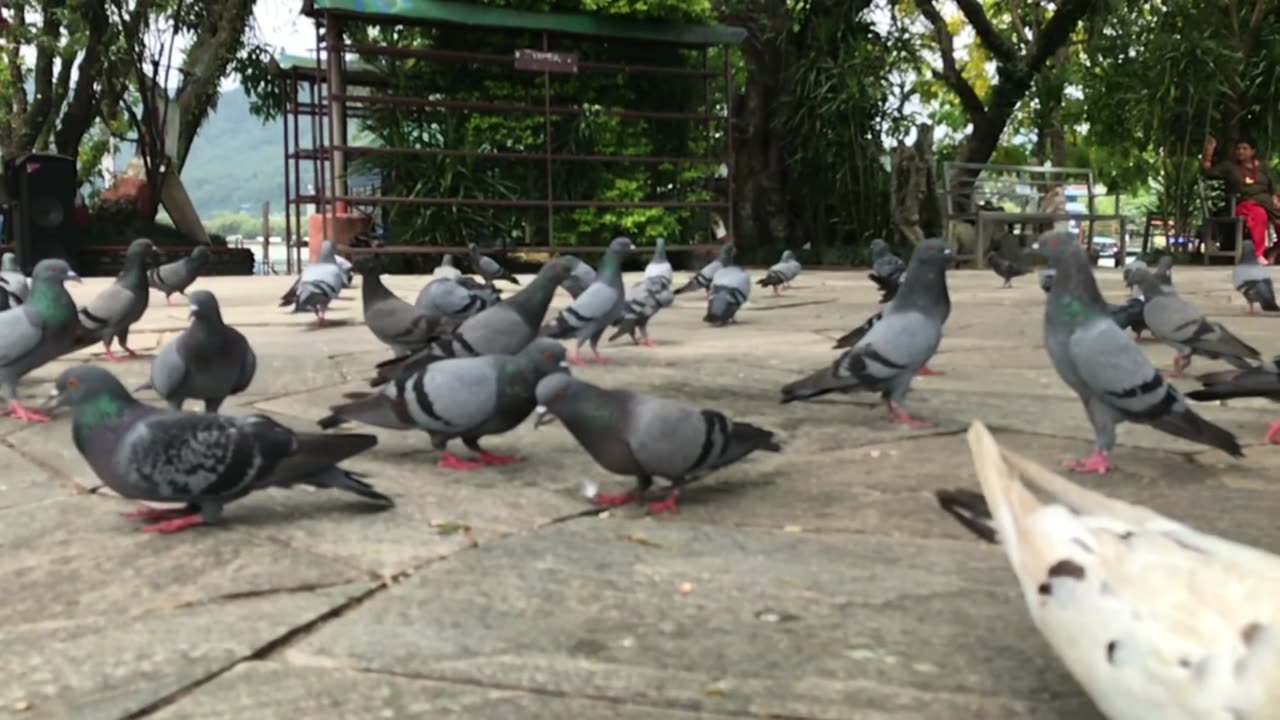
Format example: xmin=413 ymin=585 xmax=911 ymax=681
xmin=4 ymin=263 xmax=1280 ymax=719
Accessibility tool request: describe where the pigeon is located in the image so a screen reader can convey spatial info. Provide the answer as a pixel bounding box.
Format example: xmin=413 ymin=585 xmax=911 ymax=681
xmin=674 ymin=242 xmax=733 ymax=296
xmin=76 ymin=237 xmax=158 ymax=362
xmin=371 ymin=255 xmax=582 ymax=385
xmin=48 ymin=365 xmax=391 ymax=533
xmin=358 ymin=261 xmax=445 ymax=356
xmin=937 ymin=421 xmax=1280 ymax=720
xmin=136 ymin=290 xmax=256 ymax=412
xmin=1154 ymin=255 xmax=1174 ymax=285
xmin=469 ymin=243 xmax=520 ymax=287
xmin=1037 ymin=268 xmax=1055 ymax=294
xmin=644 ymin=237 xmax=673 ymax=282
xmin=756 ymin=250 xmax=802 ymax=295
xmin=0 ymin=252 xmax=29 ymax=310
xmin=987 ymin=251 xmax=1029 ymax=288
xmin=148 ymin=245 xmax=210 ymax=305
xmin=335 ymin=253 xmax=354 ymax=287
xmin=0 ymin=259 xmax=82 ymax=422
xmin=415 ymin=276 xmax=499 ymax=326
xmin=281 ymin=240 xmax=346 ymax=326
xmin=608 ymin=276 xmax=674 ymax=347
xmin=1033 ymin=230 xmax=1241 ymax=474
xmin=319 ymin=339 xmax=569 ymax=470
xmin=432 ymin=254 xmax=463 ymax=281
xmin=540 ymin=237 xmax=635 ymax=364
xmin=1133 ymin=268 xmax=1260 ymax=377
xmin=1121 ymin=256 xmax=1148 ymax=294
xmin=532 ymin=373 xmax=781 ymax=514
xmin=868 ymin=238 xmax=906 ymax=304
xmin=780 ymin=238 xmax=955 ymax=426
xmin=705 ymin=264 xmax=751 ymax=326
xmin=1232 ymin=245 xmax=1280 ymax=313
xmin=561 ymin=259 xmax=598 ymax=299
xmin=1187 ymin=359 xmax=1280 ymax=443
xmin=1107 ymin=296 xmax=1148 ymax=340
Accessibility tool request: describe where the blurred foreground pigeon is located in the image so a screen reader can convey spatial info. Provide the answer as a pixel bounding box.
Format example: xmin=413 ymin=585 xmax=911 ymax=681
xmin=281 ymin=240 xmax=347 ymax=325
xmin=77 ymin=238 xmax=157 ymax=361
xmin=541 ymin=237 xmax=634 ymax=364
xmin=645 ymin=237 xmax=673 ymax=282
xmin=50 ymin=366 xmax=391 ymax=533
xmin=1034 ymin=231 xmax=1240 ymax=473
xmin=533 ymin=373 xmax=781 ymax=514
xmin=561 ymin=259 xmax=597 ymax=299
xmin=781 ymin=239 xmax=954 ymax=427
xmin=1232 ymin=246 xmax=1280 ymax=313
xmin=137 ymin=290 xmax=255 ymax=412
xmin=148 ymin=245 xmax=210 ymax=305
xmin=320 ymin=339 xmax=568 ymax=470
xmin=0 ymin=252 xmax=29 ymax=310
xmin=757 ymin=250 xmax=801 ymax=295
xmin=868 ymin=238 xmax=905 ymax=304
xmin=1037 ymin=268 xmax=1055 ymax=294
xmin=987 ymin=251 xmax=1028 ymax=288
xmin=675 ymin=242 xmax=732 ymax=296
xmin=609 ymin=276 xmax=673 ymax=347
xmin=937 ymin=421 xmax=1279 ymax=720
xmin=469 ymin=243 xmax=520 ymax=287
xmin=432 ymin=254 xmax=462 ymax=281
xmin=372 ymin=256 xmax=581 ymax=385
xmin=359 ymin=262 xmax=444 ymax=356
xmin=0 ymin=259 xmax=81 ymax=422
xmin=1134 ymin=268 xmax=1260 ymax=377
xmin=705 ymin=264 xmax=751 ymax=326
xmin=1188 ymin=359 xmax=1280 ymax=443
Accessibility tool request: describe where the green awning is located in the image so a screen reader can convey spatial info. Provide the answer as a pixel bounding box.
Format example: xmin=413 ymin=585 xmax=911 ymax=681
xmin=272 ymin=53 xmax=378 ymax=74
xmin=306 ymin=0 xmax=747 ymax=47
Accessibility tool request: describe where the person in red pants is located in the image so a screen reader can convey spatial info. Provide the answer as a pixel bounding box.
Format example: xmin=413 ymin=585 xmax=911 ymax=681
xmin=1202 ymin=135 xmax=1280 ymax=264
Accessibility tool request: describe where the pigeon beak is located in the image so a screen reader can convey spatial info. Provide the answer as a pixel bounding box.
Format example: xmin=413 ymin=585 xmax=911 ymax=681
xmin=40 ymin=386 xmax=65 ymax=413
xmin=188 ymin=305 xmax=198 ymax=319
xmin=532 ymin=404 xmax=557 ymax=428
xmin=66 ymin=271 xmax=82 ymax=283
xmin=558 ymin=360 xmax=570 ymax=369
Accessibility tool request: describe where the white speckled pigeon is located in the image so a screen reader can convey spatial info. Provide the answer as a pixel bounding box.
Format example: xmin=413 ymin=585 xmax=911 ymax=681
xmin=469 ymin=243 xmax=520 ymax=287
xmin=608 ymin=275 xmax=673 ymax=347
xmin=77 ymin=238 xmax=158 ymax=362
xmin=372 ymin=256 xmax=581 ymax=385
xmin=1034 ymin=230 xmax=1241 ymax=474
xmin=321 ymin=339 xmax=568 ymax=470
xmin=0 ymin=259 xmax=81 ymax=422
xmin=0 ymin=252 xmax=29 ymax=310
xmin=757 ymin=250 xmax=801 ymax=295
xmin=359 ymin=262 xmax=446 ymax=356
xmin=137 ymin=290 xmax=256 ymax=413
xmin=705 ymin=264 xmax=751 ymax=326
xmin=988 ymin=251 xmax=1029 ymax=288
xmin=868 ymin=238 xmax=905 ymax=303
xmin=148 ymin=245 xmax=210 ymax=305
xmin=49 ymin=366 xmax=391 ymax=533
xmin=1232 ymin=246 xmax=1280 ymax=313
xmin=1133 ymin=268 xmax=1260 ymax=378
xmin=644 ymin=237 xmax=673 ymax=282
xmin=415 ymin=276 xmax=499 ymax=326
xmin=533 ymin=373 xmax=781 ymax=514
xmin=540 ymin=237 xmax=635 ymax=364
xmin=674 ymin=242 xmax=732 ymax=296
xmin=432 ymin=254 xmax=462 ymax=281
xmin=561 ymin=258 xmax=597 ymax=299
xmin=281 ymin=240 xmax=347 ymax=326
xmin=781 ymin=239 xmax=954 ymax=427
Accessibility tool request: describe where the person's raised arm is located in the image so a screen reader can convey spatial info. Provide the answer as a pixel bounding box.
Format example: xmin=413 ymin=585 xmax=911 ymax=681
xmin=1201 ymin=135 xmax=1224 ymax=178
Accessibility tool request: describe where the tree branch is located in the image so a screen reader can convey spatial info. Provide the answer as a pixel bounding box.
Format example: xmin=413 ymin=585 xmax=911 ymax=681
xmin=1240 ymin=0 xmax=1268 ymax=57
xmin=953 ymin=0 xmax=1019 ymax=64
xmin=6 ymin=4 xmax=28 ymax=129
xmin=1025 ymin=0 xmax=1096 ymax=74
xmin=54 ymin=0 xmax=109 ymax=156
xmin=18 ymin=0 xmax=67 ymax=150
xmin=173 ymin=0 xmax=256 ymax=169
xmin=1005 ymin=0 xmax=1031 ymax=46
xmin=916 ymin=0 xmax=986 ymax=119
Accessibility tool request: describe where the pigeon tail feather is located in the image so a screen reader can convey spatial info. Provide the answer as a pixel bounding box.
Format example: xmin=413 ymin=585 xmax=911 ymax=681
xmin=934 ymin=488 xmax=998 ymax=544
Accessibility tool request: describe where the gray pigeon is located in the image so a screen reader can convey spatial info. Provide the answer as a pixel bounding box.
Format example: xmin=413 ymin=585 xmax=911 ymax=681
xmin=1034 ymin=230 xmax=1241 ymax=474
xmin=1154 ymin=255 xmax=1174 ymax=284
xmin=1122 ymin=256 xmax=1148 ymax=293
xmin=148 ymin=245 xmax=210 ymax=305
xmin=1232 ymin=246 xmax=1280 ymax=313
xmin=0 ymin=259 xmax=81 ymax=422
xmin=77 ymin=237 xmax=157 ymax=361
xmin=780 ymin=239 xmax=954 ymax=427
xmin=757 ymin=250 xmax=802 ymax=295
xmin=644 ymin=237 xmax=673 ymax=282
xmin=561 ymin=259 xmax=598 ymax=299
xmin=987 ymin=251 xmax=1028 ymax=288
xmin=372 ymin=256 xmax=582 ymax=385
xmin=1037 ymin=268 xmax=1056 ymax=294
xmin=334 ymin=253 xmax=354 ymax=287
xmin=415 ymin=276 xmax=499 ymax=326
xmin=868 ymin=238 xmax=906 ymax=304
xmin=359 ymin=261 xmax=445 ymax=356
xmin=674 ymin=242 xmax=733 ymax=296
xmin=1133 ymin=268 xmax=1260 ymax=377
xmin=1187 ymin=359 xmax=1280 ymax=443
xmin=432 ymin=254 xmax=463 ymax=281
xmin=705 ymin=264 xmax=751 ymax=326
xmin=0 ymin=252 xmax=29 ymax=310
xmin=49 ymin=365 xmax=391 ymax=533
xmin=136 ymin=290 xmax=256 ymax=412
xmin=469 ymin=243 xmax=520 ymax=287
xmin=281 ymin=240 xmax=346 ymax=325
xmin=540 ymin=237 xmax=635 ymax=364
xmin=533 ymin=373 xmax=781 ymax=514
xmin=320 ymin=339 xmax=568 ymax=470
xmin=608 ymin=276 xmax=674 ymax=347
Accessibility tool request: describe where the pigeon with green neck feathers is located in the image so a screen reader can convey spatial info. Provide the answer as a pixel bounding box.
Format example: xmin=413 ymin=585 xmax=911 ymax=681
xmin=369 ymin=255 xmax=582 ymax=386
xmin=1035 ymin=230 xmax=1241 ymax=474
xmin=148 ymin=245 xmax=209 ymax=305
xmin=675 ymin=241 xmax=733 ymax=296
xmin=49 ymin=365 xmax=392 ymax=534
xmin=0 ymin=252 xmax=29 ymax=310
xmin=76 ymin=237 xmax=157 ymax=362
xmin=0 ymin=259 xmax=81 ymax=422
xmin=137 ymin=290 xmax=256 ymax=412
xmin=540 ymin=236 xmax=635 ymax=364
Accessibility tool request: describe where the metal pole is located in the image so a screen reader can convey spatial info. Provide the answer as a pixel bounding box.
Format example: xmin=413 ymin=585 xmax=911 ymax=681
xmin=326 ymin=18 xmax=348 ymax=217
xmin=314 ymin=18 xmax=330 ymax=258
xmin=543 ymin=31 xmax=554 ymax=247
xmin=723 ymin=46 xmax=735 ymax=242
xmin=281 ymin=77 xmax=293 ymax=275
xmin=261 ymin=201 xmax=271 ymax=275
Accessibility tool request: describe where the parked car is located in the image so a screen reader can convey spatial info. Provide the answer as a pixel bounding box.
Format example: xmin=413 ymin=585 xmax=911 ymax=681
xmin=1088 ymin=235 xmax=1120 ymax=267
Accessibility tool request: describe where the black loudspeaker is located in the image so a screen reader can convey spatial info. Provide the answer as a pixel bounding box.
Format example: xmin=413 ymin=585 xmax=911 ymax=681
xmin=7 ymin=152 xmax=79 ymax=274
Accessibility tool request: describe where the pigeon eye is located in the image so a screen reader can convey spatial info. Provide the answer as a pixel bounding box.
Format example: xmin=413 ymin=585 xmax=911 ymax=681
xmin=66 ymin=377 xmax=79 ymax=388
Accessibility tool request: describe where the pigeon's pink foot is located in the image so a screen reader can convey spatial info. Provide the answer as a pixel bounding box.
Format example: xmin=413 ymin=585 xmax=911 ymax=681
xmin=140 ymin=513 xmax=206 ymax=533
xmin=916 ymin=365 xmax=944 ymax=376
xmin=646 ymin=494 xmax=680 ymax=515
xmin=887 ymin=405 xmax=932 ymax=429
xmin=1248 ymin=304 xmax=1257 ymax=315
xmin=592 ymin=491 xmax=636 ymax=508
xmin=122 ymin=506 xmax=192 ymax=520
xmin=476 ymin=450 xmax=524 ymax=466
xmin=5 ymin=401 xmax=50 ymax=423
xmin=1063 ymin=450 xmax=1112 ymax=474
xmin=124 ymin=348 xmax=149 ymax=359
xmin=165 ymin=297 xmax=172 ymax=306
xmin=437 ymin=451 xmax=486 ymax=471
xmin=1265 ymin=420 xmax=1280 ymax=444
xmin=568 ymin=350 xmax=587 ymax=366
xmin=1168 ymin=353 xmax=1191 ymax=378
xmin=639 ymin=338 xmax=657 ymax=348
xmin=104 ymin=347 xmax=124 ymax=363
xmin=589 ymin=353 xmax=614 ymax=365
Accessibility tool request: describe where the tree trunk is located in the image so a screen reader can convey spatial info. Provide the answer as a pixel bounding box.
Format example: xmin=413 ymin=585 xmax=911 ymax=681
xmin=173 ymin=0 xmax=256 ymax=171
